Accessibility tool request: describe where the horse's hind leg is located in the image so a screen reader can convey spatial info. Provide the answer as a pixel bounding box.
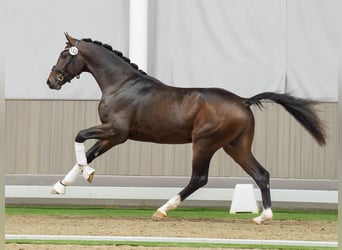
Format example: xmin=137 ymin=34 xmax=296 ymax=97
xmin=153 ymin=141 xmax=214 ymax=218
xmin=224 ymin=146 xmax=273 ymax=224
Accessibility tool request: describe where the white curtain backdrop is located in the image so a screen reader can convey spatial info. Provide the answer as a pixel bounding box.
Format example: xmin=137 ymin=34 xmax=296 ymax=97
xmin=5 ymin=0 xmax=338 ymax=101
xmin=5 ymin=0 xmax=128 ymax=100
xmin=148 ymin=0 xmax=338 ymax=101
xmin=286 ymin=0 xmax=338 ymax=100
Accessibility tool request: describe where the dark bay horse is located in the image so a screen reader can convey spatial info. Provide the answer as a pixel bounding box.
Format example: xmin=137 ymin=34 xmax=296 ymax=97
xmin=47 ymin=33 xmax=326 ymax=224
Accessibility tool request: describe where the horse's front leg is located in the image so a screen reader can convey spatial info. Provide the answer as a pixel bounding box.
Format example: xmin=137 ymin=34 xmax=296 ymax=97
xmin=51 ymin=123 xmax=127 ymax=194
xmin=74 ymin=141 xmax=95 ymax=183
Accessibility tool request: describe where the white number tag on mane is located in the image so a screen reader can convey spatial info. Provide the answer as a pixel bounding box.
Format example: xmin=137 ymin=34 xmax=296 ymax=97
xmin=69 ymin=47 xmax=78 ymax=56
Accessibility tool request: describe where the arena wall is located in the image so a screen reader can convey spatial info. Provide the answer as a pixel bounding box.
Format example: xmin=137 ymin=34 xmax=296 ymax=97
xmin=5 ymin=100 xmax=337 ymax=180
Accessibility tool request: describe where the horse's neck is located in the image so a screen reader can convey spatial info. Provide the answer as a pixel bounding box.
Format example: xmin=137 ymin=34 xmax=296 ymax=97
xmin=85 ymin=53 xmax=138 ymax=94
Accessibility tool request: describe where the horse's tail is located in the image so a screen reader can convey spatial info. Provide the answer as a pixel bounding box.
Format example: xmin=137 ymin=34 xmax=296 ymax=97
xmin=244 ymin=92 xmax=326 ymax=146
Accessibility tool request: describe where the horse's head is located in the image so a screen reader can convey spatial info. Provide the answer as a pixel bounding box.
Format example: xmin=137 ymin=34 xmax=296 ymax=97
xmin=47 ymin=33 xmax=85 ymax=90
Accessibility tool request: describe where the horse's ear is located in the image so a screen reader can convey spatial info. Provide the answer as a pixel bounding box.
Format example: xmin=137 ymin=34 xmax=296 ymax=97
xmin=64 ymin=32 xmax=76 ymax=46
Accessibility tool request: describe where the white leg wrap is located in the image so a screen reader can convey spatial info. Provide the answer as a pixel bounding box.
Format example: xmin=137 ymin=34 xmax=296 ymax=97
xmin=61 ymin=164 xmax=81 ymax=185
xmin=51 ymin=164 xmax=81 ymax=195
xmin=253 ymin=208 xmax=273 ymax=225
xmin=75 ymin=142 xmax=87 ymax=166
xmin=157 ymin=195 xmax=181 ymax=216
xmin=51 ymin=181 xmax=66 ymax=194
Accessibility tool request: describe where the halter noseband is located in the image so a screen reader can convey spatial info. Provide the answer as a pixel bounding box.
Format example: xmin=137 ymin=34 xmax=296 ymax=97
xmin=51 ymin=42 xmax=80 ymax=84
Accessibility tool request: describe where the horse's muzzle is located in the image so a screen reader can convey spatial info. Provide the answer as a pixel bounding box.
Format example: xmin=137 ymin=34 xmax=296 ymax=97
xmin=47 ymin=78 xmax=61 ymax=90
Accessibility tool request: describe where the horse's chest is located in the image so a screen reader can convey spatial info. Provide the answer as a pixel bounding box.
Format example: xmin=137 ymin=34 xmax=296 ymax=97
xmin=98 ymin=98 xmax=131 ymax=123
xmin=98 ymin=102 xmax=111 ymax=122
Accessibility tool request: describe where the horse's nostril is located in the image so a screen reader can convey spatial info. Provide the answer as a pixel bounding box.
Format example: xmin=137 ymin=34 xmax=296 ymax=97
xmin=47 ymin=79 xmax=51 ymax=86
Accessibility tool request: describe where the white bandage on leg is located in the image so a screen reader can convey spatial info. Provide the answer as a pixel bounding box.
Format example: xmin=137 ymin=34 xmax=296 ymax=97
xmin=51 ymin=181 xmax=66 ymax=194
xmin=75 ymin=142 xmax=87 ymax=166
xmin=157 ymin=195 xmax=181 ymax=216
xmin=61 ymin=163 xmax=81 ymax=185
xmin=51 ymin=164 xmax=81 ymax=195
xmin=253 ymin=208 xmax=273 ymax=225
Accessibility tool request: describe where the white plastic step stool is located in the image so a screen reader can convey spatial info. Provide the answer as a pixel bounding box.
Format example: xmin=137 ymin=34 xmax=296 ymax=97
xmin=229 ymin=184 xmax=259 ymax=214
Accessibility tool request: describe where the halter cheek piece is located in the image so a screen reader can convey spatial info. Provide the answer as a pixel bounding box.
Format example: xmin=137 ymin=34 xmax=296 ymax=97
xmin=51 ymin=42 xmax=80 ymax=84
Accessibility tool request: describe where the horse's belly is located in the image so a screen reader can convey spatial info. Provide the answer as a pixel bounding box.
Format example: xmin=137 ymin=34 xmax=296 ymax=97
xmin=128 ymin=127 xmax=192 ymax=144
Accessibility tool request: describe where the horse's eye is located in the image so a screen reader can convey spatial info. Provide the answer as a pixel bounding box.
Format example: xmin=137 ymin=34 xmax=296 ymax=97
xmin=59 ymin=49 xmax=69 ymax=59
xmin=60 ymin=53 xmax=68 ymax=59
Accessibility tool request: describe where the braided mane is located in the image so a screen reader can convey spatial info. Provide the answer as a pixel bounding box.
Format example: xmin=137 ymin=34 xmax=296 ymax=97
xmin=81 ymin=38 xmax=147 ymax=75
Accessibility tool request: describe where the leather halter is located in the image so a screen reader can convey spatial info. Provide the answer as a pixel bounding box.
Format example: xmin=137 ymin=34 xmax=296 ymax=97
xmin=51 ymin=42 xmax=80 ymax=84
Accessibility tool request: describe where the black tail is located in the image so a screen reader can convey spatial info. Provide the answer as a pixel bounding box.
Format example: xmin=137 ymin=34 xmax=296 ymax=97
xmin=245 ymin=92 xmax=326 ymax=146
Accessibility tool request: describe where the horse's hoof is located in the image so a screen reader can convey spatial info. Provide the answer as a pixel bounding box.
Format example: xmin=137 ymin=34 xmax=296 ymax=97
xmin=252 ymin=217 xmax=272 ymax=225
xmin=252 ymin=217 xmax=263 ymax=225
xmin=87 ymin=172 xmax=94 ymax=183
xmin=82 ymin=165 xmax=95 ymax=183
xmin=51 ymin=181 xmax=66 ymax=195
xmin=252 ymin=209 xmax=273 ymax=225
xmin=153 ymin=210 xmax=167 ymax=219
